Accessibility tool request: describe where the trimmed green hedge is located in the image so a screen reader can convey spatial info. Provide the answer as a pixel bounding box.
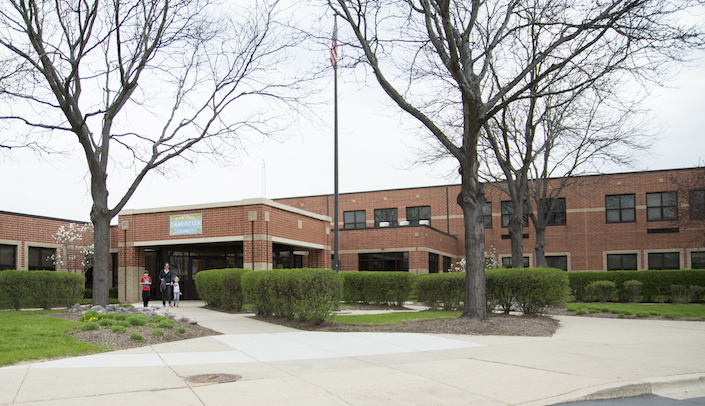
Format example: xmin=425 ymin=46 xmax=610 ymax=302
xmin=341 ymin=271 xmax=415 ymax=306
xmin=0 ymin=270 xmax=85 ymax=310
xmin=415 ymin=273 xmax=464 ymax=310
xmin=194 ymin=268 xmax=250 ymax=311
xmin=415 ymin=268 xmax=570 ymax=315
xmin=568 ymin=270 xmax=705 ymax=302
xmin=486 ymin=268 xmax=570 ymax=315
xmin=242 ymin=268 xmax=343 ymax=324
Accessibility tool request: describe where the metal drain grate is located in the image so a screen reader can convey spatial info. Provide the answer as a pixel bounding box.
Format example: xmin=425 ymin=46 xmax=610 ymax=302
xmin=185 ymin=374 xmax=242 ymax=385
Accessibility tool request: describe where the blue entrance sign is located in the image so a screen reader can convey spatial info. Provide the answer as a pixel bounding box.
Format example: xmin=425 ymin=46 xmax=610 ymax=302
xmin=169 ymin=213 xmax=203 ymax=236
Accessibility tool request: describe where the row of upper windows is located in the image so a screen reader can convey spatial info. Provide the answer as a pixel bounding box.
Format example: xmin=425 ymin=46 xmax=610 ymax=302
xmin=343 ymin=189 xmax=705 ymax=229
xmin=607 ymin=190 xmax=705 ymax=223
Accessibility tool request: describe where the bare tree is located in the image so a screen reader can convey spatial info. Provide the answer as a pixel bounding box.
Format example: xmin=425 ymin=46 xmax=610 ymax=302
xmin=329 ymin=0 xmax=702 ymax=319
xmin=669 ymin=165 xmax=705 ymax=249
xmin=0 ymin=0 xmax=308 ymax=306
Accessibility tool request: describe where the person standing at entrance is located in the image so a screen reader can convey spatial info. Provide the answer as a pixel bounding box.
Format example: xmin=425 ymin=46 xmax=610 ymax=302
xmin=139 ymin=271 xmax=152 ymax=307
xmin=173 ymin=276 xmax=182 ymax=307
xmin=159 ymin=262 xmax=174 ymax=307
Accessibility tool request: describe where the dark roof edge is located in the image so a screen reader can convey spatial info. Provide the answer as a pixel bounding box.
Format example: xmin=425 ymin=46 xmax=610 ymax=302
xmin=273 ymin=166 xmax=701 ymax=201
xmin=0 ymin=210 xmax=91 ymax=225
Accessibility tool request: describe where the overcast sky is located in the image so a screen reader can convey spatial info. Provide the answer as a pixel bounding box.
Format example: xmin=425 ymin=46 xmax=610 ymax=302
xmin=1 ymin=41 xmax=703 ymax=224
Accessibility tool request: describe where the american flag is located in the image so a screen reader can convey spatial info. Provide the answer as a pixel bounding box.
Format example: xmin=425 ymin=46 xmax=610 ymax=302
xmin=330 ymin=18 xmax=338 ymax=68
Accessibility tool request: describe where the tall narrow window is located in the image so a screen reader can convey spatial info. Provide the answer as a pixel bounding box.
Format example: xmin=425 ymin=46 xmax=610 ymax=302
xmin=374 ymin=208 xmax=398 ymax=227
xmin=28 ymin=247 xmax=56 ymax=271
xmin=483 ymin=202 xmax=492 ymax=229
xmin=429 ymin=252 xmax=439 ymax=273
xmin=690 ymin=190 xmax=705 ymax=220
xmin=0 ymin=244 xmax=17 ymax=271
xmin=646 ymin=192 xmax=678 ymax=221
xmin=442 ymin=256 xmax=452 ymax=273
xmin=344 ymin=210 xmax=366 ymax=229
xmin=406 ymin=206 xmax=431 ymax=225
xmin=606 ymin=194 xmax=635 ymax=223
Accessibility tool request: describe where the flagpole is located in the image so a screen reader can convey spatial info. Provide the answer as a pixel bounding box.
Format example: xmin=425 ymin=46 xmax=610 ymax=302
xmin=332 ymin=17 xmax=340 ymax=272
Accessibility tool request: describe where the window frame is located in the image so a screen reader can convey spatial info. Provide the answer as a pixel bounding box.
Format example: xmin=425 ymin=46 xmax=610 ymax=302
xmin=374 ymin=208 xmax=398 ymax=227
xmin=406 ymin=206 xmax=431 ymax=226
xmin=646 ymin=191 xmax=678 ymax=222
xmin=543 ymin=197 xmax=567 ymax=226
xmin=689 ymin=189 xmax=705 ymax=220
xmin=605 ymin=194 xmax=636 ymax=223
xmin=483 ymin=202 xmax=492 ymax=229
xmin=28 ymin=246 xmax=56 ymax=271
xmin=606 ymin=253 xmax=638 ymax=271
xmin=0 ymin=244 xmax=17 ymax=271
xmin=343 ymin=210 xmax=366 ymax=229
xmin=501 ymin=201 xmax=528 ymax=228
xmin=691 ymin=251 xmax=705 ymax=269
xmin=647 ymin=252 xmax=680 ymax=270
xmin=428 ymin=252 xmax=439 ymax=274
xmin=358 ymin=252 xmax=409 ymax=271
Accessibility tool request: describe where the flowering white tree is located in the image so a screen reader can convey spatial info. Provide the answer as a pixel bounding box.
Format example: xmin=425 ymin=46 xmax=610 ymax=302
xmin=52 ymin=224 xmax=94 ymax=274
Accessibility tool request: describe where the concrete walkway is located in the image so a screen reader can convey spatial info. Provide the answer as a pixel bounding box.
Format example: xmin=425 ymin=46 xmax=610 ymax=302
xmin=1 ymin=301 xmax=704 ymax=406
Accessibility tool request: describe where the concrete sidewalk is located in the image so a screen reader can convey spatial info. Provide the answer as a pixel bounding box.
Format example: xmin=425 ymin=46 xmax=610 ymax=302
xmin=1 ymin=302 xmax=704 ymax=406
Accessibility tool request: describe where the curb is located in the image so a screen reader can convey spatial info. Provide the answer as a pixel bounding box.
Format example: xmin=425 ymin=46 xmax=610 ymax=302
xmin=519 ymin=374 xmax=705 ymax=406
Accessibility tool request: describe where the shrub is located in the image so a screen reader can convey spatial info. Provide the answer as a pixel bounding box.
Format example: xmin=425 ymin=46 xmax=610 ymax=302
xmin=80 ymin=309 xmax=99 ymax=322
xmin=635 ymin=311 xmax=650 ymax=318
xmin=109 ymin=287 xmax=118 ymax=299
xmin=98 ymin=319 xmax=114 ymax=327
xmin=111 ymin=325 xmax=127 ymax=334
xmin=117 ymin=321 xmax=131 ymax=328
xmin=126 ymin=314 xmax=147 ymax=326
xmin=618 ymin=313 xmax=625 ymax=318
xmin=486 ymin=268 xmax=570 ymax=315
xmin=576 ymin=309 xmax=587 ymax=315
xmin=130 ymin=333 xmax=144 ymax=340
xmin=81 ymin=322 xmax=99 ymax=331
xmin=176 ymin=327 xmax=186 ymax=334
xmin=414 ymin=273 xmax=464 ymax=310
xmin=195 ymin=268 xmax=250 ymax=311
xmin=0 ymin=270 xmax=84 ymax=310
xmin=672 ymin=285 xmax=705 ymax=303
xmin=622 ymin=280 xmax=643 ymax=302
xmin=83 ymin=288 xmax=92 ymax=299
xmin=151 ymin=329 xmax=164 ymax=336
xmin=568 ymin=270 xmax=705 ymax=302
xmin=342 ymin=272 xmax=415 ymax=306
xmin=584 ymin=280 xmax=618 ymax=302
xmin=242 ymin=268 xmax=343 ymax=324
xmin=156 ymin=319 xmax=174 ymax=329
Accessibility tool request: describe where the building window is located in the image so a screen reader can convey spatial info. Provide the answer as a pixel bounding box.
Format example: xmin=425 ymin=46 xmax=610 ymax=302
xmin=344 ymin=210 xmax=366 ymax=229
xmin=606 ymin=194 xmax=635 ymax=223
xmin=406 ymin=206 xmax=431 ymax=226
xmin=543 ymin=198 xmax=566 ymax=226
xmin=483 ymin=202 xmax=492 ymax=229
xmin=501 ymin=201 xmax=528 ymax=228
xmin=648 ymin=252 xmax=680 ymax=270
xmin=0 ymin=244 xmax=17 ymax=271
xmin=443 ymin=255 xmax=452 ymax=273
xmin=690 ymin=190 xmax=705 ymax=220
xmin=647 ymin=192 xmax=678 ymax=221
xmin=606 ymin=253 xmax=637 ymax=271
xmin=28 ymin=247 xmax=56 ymax=271
xmin=374 ymin=208 xmax=398 ymax=227
xmin=429 ymin=252 xmax=439 ymax=273
xmin=501 ymin=256 xmax=529 ymax=268
xmin=546 ymin=255 xmax=568 ymax=271
xmin=358 ymin=252 xmax=409 ymax=271
xmin=692 ymin=252 xmax=705 ymax=269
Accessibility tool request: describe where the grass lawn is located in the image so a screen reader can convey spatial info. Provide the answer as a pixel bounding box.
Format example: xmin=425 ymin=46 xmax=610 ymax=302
xmin=567 ymin=303 xmax=705 ymax=318
xmin=0 ymin=310 xmax=106 ymax=367
xmin=333 ymin=311 xmax=461 ymax=325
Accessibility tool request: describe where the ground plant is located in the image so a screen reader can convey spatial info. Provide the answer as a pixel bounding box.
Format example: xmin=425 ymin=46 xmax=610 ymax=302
xmin=568 ymin=303 xmax=705 ymax=319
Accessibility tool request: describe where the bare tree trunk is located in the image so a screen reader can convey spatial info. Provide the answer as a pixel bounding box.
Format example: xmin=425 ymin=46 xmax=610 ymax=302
xmin=90 ymin=174 xmax=111 ymax=308
xmin=508 ymin=214 xmax=525 ymax=268
xmin=534 ymin=226 xmax=547 ymax=267
xmin=459 ymin=164 xmax=487 ymax=320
